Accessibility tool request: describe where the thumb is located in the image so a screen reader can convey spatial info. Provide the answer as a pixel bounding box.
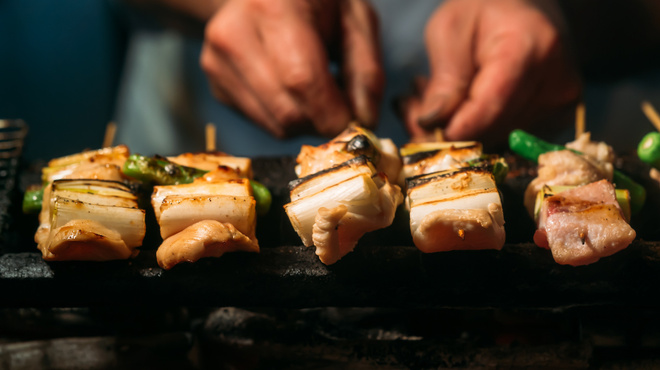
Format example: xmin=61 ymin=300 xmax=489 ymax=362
xmin=340 ymin=0 xmax=385 ymax=129
xmin=418 ymin=3 xmax=477 ymax=128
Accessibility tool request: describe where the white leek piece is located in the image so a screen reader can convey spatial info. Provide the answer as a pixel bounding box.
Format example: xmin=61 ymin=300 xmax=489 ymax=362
xmin=50 ymin=196 xmax=146 ymax=248
xmin=289 ymin=156 xmax=375 ymax=202
xmin=152 ymin=180 xmax=252 ymax=219
xmin=158 ymin=195 xmax=255 ymax=239
xmin=285 ymin=173 xmax=379 ymax=247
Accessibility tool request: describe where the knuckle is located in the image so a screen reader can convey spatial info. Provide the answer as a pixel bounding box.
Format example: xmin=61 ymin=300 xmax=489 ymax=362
xmin=247 ymin=0 xmax=277 ymax=14
xmin=199 ymin=47 xmax=215 ymax=74
xmin=425 ymin=4 xmax=459 ymax=40
xmin=205 ymin=16 xmax=237 ymax=52
xmin=272 ymin=102 xmax=305 ymax=126
xmin=282 ymin=67 xmax=316 ymax=94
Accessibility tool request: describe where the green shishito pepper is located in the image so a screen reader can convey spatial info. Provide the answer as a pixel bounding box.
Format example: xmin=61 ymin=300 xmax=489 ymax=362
xmin=122 ymin=154 xmax=272 ymax=216
xmin=22 ymin=186 xmax=44 ymax=214
xmin=509 ymin=129 xmax=646 ymax=215
xmin=122 ymin=154 xmax=207 ymax=185
xmin=637 ymin=132 xmax=660 ymax=169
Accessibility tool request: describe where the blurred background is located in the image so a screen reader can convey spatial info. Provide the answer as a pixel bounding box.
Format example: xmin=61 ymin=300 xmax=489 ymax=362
xmin=3 ymin=0 xmax=660 ymax=162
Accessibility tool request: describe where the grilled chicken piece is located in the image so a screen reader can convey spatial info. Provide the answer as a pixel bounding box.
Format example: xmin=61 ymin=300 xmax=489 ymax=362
xmin=534 ymin=180 xmax=635 ymax=266
xmin=565 ymin=132 xmax=615 ymax=164
xmin=40 ymin=220 xmax=138 ymax=261
xmin=400 ymin=142 xmax=483 ymax=182
xmin=193 ymin=167 xmax=243 ymax=183
xmin=156 ymin=220 xmax=259 ymax=270
xmin=524 ymin=150 xmax=613 ymax=216
xmin=42 ymin=145 xmax=130 ymax=183
xmin=295 ymin=124 xmax=401 ymax=182
xmin=309 ymin=179 xmax=402 ymax=265
xmin=168 ymin=152 xmax=252 ymax=179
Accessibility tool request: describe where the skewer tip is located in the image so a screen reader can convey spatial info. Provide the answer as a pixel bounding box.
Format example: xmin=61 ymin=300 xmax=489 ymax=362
xmin=575 ymin=103 xmax=586 ymax=140
xmin=206 ymin=123 xmax=217 ymax=152
xmin=103 ymin=121 xmax=117 ymax=148
xmin=641 ymin=100 xmax=660 ymax=132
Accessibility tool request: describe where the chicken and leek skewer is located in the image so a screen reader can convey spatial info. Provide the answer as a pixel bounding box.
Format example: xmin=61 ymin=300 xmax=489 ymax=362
xmin=31 ymin=146 xmax=146 ymax=261
xmin=285 ymin=125 xmax=404 ymax=265
xmin=400 ymin=138 xmax=508 ymax=253
xmin=137 ymin=152 xmax=262 ymax=270
xmin=406 ymin=165 xmax=506 ymax=252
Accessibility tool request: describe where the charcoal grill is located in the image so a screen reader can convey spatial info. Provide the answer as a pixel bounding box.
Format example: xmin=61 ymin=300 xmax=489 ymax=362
xmin=2 ymin=155 xmax=660 ymax=368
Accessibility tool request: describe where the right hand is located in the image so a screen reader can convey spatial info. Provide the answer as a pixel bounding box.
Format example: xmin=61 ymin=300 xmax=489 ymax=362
xmin=401 ymin=0 xmax=582 ymax=147
xmin=200 ymin=0 xmax=384 ymax=139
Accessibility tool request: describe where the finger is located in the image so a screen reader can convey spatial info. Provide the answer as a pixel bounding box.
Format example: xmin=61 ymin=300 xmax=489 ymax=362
xmin=260 ymin=10 xmax=352 ymax=137
xmin=200 ymin=42 xmax=284 ymax=137
xmin=204 ymin=10 xmax=307 ymax=138
xmin=443 ymin=37 xmax=534 ymax=142
xmin=340 ymin=0 xmax=385 ymax=129
xmin=397 ymin=94 xmax=435 ymax=143
xmin=419 ymin=1 xmax=478 ymax=128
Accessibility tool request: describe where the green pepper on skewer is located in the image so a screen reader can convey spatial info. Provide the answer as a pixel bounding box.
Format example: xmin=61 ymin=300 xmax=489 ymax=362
xmin=509 ymin=129 xmax=646 ymax=215
xmin=250 ymin=180 xmax=272 ymax=217
xmin=637 ymin=132 xmax=660 ymax=169
xmin=22 ymin=186 xmax=44 ymax=214
xmin=464 ymin=155 xmax=509 ymax=185
xmin=122 ymin=154 xmax=207 ymax=186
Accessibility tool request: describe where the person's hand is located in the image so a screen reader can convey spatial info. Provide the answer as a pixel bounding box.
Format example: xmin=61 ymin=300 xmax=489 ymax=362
xmin=402 ymin=0 xmax=582 ymax=147
xmin=200 ymin=0 xmax=383 ymax=139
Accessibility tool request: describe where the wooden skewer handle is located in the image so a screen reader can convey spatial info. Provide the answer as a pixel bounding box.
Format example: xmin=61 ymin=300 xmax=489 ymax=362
xmin=206 ymin=123 xmax=217 ymax=152
xmin=103 ymin=122 xmax=117 ymax=148
xmin=642 ymin=101 xmax=660 ymax=132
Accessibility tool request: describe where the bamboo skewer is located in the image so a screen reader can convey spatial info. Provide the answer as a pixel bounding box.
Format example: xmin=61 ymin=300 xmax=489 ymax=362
xmin=575 ymin=102 xmax=586 ymax=140
xmin=642 ymin=101 xmax=660 ymax=132
xmin=103 ymin=122 xmax=117 ymax=148
xmin=434 ymin=128 xmax=444 ymax=143
xmin=206 ymin=123 xmax=217 ymax=152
